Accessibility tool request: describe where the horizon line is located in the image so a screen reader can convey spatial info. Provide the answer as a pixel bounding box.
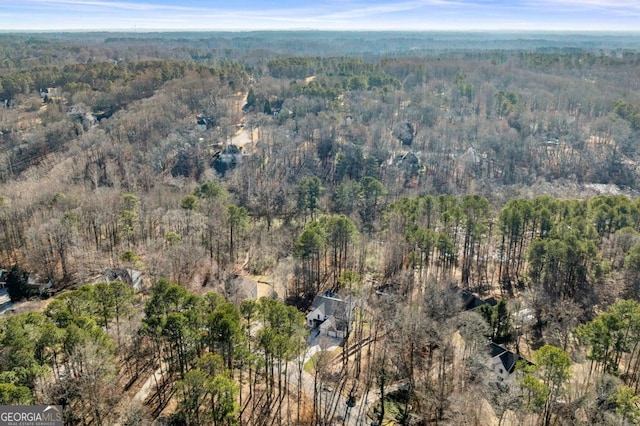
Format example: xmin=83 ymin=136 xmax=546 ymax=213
xmin=2 ymin=28 xmax=640 ymax=34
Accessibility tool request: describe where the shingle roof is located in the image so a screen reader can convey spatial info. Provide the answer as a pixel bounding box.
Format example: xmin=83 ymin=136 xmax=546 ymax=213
xmin=488 ymin=342 xmax=528 ymax=374
xmin=461 ymin=289 xmax=498 ymax=311
xmin=311 ymin=291 xmax=354 ymax=323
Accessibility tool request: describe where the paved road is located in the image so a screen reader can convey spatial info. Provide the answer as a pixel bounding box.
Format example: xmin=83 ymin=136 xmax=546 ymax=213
xmin=288 ymin=335 xmax=402 ymax=426
xmin=229 ymin=92 xmax=256 ymax=151
xmin=287 ymin=350 xmax=358 ymax=426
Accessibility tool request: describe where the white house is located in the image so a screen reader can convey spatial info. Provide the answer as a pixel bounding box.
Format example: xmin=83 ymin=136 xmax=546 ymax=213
xmin=306 ymin=291 xmax=355 ymax=339
xmin=488 ymin=342 xmax=529 ymax=381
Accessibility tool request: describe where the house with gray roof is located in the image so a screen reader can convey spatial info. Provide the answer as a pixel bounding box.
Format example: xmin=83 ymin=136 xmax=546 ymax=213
xmin=488 ymin=341 xmax=531 ymax=380
xmin=306 ymin=291 xmax=355 ymax=339
xmin=103 ymin=268 xmax=143 ymax=290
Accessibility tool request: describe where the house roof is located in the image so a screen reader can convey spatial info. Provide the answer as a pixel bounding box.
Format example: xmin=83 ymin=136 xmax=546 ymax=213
xmin=103 ymin=268 xmax=143 ymax=290
xmin=319 ymin=315 xmax=337 ymax=332
xmin=484 ymin=296 xmax=498 ymax=306
xmin=311 ymin=291 xmax=354 ymax=320
xmin=488 ymin=342 xmax=529 ymax=374
xmin=499 ymin=350 xmax=521 ymax=374
xmin=318 ymin=314 xmax=352 ymax=333
xmin=460 ymin=289 xmax=498 ymax=311
xmin=488 ymin=341 xmax=507 ymax=358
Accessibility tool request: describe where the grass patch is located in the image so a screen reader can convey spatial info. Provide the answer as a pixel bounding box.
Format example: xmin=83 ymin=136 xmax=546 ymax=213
xmin=304 ymin=353 xmax=320 ymax=373
xmin=303 ymin=346 xmax=342 ymax=373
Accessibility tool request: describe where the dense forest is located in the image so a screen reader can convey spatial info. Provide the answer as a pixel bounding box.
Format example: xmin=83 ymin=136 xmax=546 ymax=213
xmin=2 ymin=32 xmax=640 ymax=425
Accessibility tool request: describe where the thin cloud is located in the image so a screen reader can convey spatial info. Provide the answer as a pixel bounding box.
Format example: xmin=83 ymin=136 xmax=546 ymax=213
xmin=2 ymin=0 xmax=639 ymax=31
xmin=321 ymin=0 xmax=557 ymax=21
xmin=548 ymin=0 xmax=640 ymax=6
xmin=10 ymin=0 xmax=319 ymax=19
xmin=528 ymin=0 xmax=640 ymax=19
xmin=9 ymin=0 xmax=195 ymax=11
xmin=535 ymin=0 xmax=640 ymax=11
xmin=320 ymin=0 xmax=466 ymax=20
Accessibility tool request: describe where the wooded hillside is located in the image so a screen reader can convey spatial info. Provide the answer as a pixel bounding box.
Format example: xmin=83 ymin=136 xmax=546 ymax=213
xmin=2 ymin=32 xmax=640 ymax=425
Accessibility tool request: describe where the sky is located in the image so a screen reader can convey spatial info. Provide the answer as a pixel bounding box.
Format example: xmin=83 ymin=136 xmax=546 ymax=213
xmin=1 ymin=0 xmax=639 ymax=32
